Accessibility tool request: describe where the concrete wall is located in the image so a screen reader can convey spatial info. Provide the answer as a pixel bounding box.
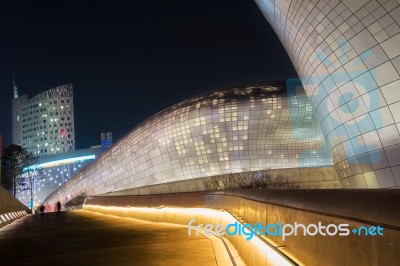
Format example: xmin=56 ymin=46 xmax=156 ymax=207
xmin=85 ymin=189 xmax=400 ymax=266
xmin=101 ymin=166 xmax=340 ymax=197
xmin=0 ymin=186 xmax=30 ymax=228
xmin=268 ymin=167 xmax=340 ymax=189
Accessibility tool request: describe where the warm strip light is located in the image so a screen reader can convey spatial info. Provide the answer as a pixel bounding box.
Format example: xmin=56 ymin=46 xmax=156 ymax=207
xmin=0 ymin=211 xmax=27 ymax=226
xmin=24 ymin=155 xmax=96 ymax=170
xmin=84 ymin=205 xmax=297 ymax=266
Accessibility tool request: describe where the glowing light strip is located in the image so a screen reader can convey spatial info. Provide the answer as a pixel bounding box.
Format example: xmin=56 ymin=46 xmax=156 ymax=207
xmin=0 ymin=211 xmax=26 ymax=225
xmin=24 ymin=155 xmax=96 ymax=170
xmin=83 ymin=205 xmax=297 ymax=266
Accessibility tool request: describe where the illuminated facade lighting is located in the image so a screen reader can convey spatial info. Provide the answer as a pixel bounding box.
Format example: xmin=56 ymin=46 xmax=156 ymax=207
xmin=24 ymin=155 xmax=96 ymax=170
xmin=256 ymin=0 xmax=400 ymax=188
xmin=17 ymin=148 xmax=101 ymax=208
xmin=45 ymin=83 xmax=332 ymax=204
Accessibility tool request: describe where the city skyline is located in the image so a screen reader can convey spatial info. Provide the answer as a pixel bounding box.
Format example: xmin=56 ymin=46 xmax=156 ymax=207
xmin=0 ymin=1 xmax=297 ymax=149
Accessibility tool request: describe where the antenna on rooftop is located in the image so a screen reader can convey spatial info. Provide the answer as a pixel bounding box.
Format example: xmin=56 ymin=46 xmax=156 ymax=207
xmin=13 ymin=67 xmax=18 ymax=99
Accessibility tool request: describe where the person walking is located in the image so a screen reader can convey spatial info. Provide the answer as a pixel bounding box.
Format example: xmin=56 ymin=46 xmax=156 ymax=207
xmin=56 ymin=201 xmax=62 ymax=213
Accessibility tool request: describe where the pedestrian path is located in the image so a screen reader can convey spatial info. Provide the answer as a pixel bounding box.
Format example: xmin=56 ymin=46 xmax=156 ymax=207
xmin=0 ymin=210 xmax=236 ymax=266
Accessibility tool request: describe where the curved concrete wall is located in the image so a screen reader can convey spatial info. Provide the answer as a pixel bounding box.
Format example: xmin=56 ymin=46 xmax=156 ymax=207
xmin=101 ymin=167 xmax=338 ymax=197
xmin=256 ymin=0 xmax=400 ymax=188
xmin=84 ymin=189 xmax=400 ymax=266
xmin=45 ymin=83 xmax=332 ymax=204
xmin=0 ymin=186 xmax=29 ymax=228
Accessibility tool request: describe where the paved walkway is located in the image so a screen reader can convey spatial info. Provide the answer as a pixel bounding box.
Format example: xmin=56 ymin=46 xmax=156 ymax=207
xmin=0 ymin=210 xmax=232 ymax=266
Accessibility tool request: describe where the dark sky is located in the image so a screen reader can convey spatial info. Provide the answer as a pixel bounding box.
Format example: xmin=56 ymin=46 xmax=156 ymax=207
xmin=0 ymin=1 xmax=297 ymax=149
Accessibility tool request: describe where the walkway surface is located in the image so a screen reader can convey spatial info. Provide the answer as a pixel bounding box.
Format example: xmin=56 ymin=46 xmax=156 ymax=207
xmin=0 ymin=210 xmax=228 ymax=266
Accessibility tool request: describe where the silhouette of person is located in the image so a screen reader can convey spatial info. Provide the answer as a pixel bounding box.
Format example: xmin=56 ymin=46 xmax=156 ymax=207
xmin=56 ymin=201 xmax=61 ymax=213
xmin=39 ymin=205 xmax=45 ymax=216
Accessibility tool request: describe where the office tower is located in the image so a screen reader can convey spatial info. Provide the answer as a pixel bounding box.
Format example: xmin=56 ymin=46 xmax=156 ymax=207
xmin=12 ymin=84 xmax=75 ymax=156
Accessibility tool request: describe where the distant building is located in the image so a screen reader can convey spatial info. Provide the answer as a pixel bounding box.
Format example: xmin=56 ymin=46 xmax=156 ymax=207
xmin=16 ymin=146 xmax=102 ymax=207
xmin=12 ymin=84 xmax=75 ymax=157
xmin=101 ymin=132 xmax=113 ymax=152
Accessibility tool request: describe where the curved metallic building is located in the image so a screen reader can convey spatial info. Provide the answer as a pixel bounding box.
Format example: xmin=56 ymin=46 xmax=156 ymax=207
xmin=45 ymin=83 xmax=331 ymax=203
xmin=256 ymin=0 xmax=400 ymax=188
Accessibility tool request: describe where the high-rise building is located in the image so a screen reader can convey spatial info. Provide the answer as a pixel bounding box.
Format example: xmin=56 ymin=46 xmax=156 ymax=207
xmin=12 ymin=84 xmax=75 ymax=156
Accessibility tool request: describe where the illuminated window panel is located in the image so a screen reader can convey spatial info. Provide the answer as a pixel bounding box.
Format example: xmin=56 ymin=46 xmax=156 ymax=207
xmin=255 ymin=0 xmax=400 ymax=188
xmin=44 ymin=83 xmax=332 ymax=204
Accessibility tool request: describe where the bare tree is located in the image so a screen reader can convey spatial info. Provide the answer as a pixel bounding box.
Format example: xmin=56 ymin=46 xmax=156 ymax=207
xmin=204 ymin=169 xmax=298 ymax=190
xmin=22 ymin=152 xmax=41 ymax=212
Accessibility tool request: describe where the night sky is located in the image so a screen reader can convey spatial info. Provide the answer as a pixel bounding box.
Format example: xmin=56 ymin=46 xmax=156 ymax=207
xmin=0 ymin=1 xmax=297 ymax=149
